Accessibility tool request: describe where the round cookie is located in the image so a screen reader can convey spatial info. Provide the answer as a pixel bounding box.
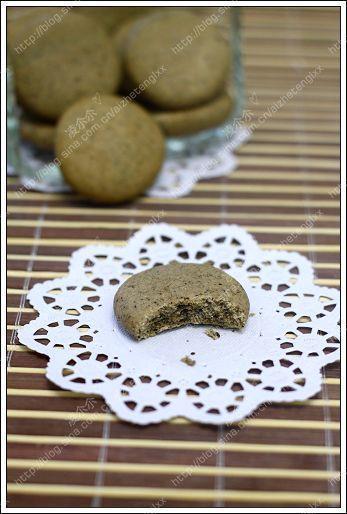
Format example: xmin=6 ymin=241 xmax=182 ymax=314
xmin=20 ymin=114 xmax=56 ymax=150
xmin=111 ymin=17 xmax=142 ymax=65
xmin=55 ymin=95 xmax=165 ymax=204
xmin=115 ymin=262 xmax=250 ymax=340
xmin=74 ymin=6 xmax=154 ymax=32
xmin=8 ymin=9 xmax=121 ymax=120
xmin=111 ymin=16 xmax=145 ymax=94
xmin=152 ymin=92 xmax=233 ymax=136
xmin=124 ymin=10 xmax=230 ymax=110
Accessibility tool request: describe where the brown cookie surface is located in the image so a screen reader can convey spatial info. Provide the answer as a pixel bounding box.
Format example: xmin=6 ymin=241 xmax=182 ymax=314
xmin=152 ymin=92 xmax=233 ymax=136
xmin=7 ymin=6 xmax=60 ymax=21
xmin=55 ymin=94 xmax=165 ymax=204
xmin=124 ymin=10 xmax=230 ymax=110
xmin=110 ymin=16 xmax=145 ymax=94
xmin=74 ymin=6 xmax=154 ymax=32
xmin=8 ymin=9 xmax=120 ymax=120
xmin=115 ymin=261 xmax=250 ymax=340
xmin=20 ymin=114 xmax=56 ymax=150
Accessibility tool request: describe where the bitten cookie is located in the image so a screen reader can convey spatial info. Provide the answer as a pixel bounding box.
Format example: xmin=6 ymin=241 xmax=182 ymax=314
xmin=55 ymin=94 xmax=165 ymax=204
xmin=124 ymin=10 xmax=230 ymax=110
xmin=8 ymin=9 xmax=121 ymax=120
xmin=152 ymin=92 xmax=233 ymax=136
xmin=115 ymin=261 xmax=250 ymax=340
xmin=20 ymin=114 xmax=56 ymax=150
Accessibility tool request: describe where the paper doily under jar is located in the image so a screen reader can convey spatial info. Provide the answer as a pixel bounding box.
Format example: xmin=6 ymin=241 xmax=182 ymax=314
xmin=18 ymin=224 xmax=340 ymax=425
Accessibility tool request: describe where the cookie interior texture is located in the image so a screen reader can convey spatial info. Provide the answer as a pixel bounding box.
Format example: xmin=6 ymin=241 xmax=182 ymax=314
xmin=115 ymin=262 xmax=250 ymax=340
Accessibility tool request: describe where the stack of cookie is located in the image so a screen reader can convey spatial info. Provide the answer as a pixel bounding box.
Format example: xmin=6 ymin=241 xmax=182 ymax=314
xmin=111 ymin=9 xmax=233 ymax=136
xmin=8 ymin=7 xmax=232 ymax=203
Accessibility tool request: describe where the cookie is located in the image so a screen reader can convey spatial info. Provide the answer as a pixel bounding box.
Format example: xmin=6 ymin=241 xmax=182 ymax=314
xmin=124 ymin=10 xmax=230 ymax=110
xmin=115 ymin=261 xmax=250 ymax=340
xmin=75 ymin=6 xmax=154 ymax=32
xmin=110 ymin=17 xmax=145 ymax=94
xmin=152 ymin=92 xmax=233 ymax=136
xmin=8 ymin=9 xmax=120 ymax=120
xmin=7 ymin=6 xmax=58 ymax=21
xmin=111 ymin=18 xmax=137 ymax=61
xmin=20 ymin=114 xmax=56 ymax=150
xmin=55 ymin=94 xmax=165 ymax=204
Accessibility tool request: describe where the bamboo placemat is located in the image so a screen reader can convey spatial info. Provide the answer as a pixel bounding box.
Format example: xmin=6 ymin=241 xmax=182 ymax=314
xmin=7 ymin=6 xmax=341 ymax=508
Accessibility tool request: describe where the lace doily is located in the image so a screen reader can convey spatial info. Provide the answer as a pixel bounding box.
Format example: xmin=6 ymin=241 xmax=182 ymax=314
xmin=147 ymin=128 xmax=250 ymax=198
xmin=18 ymin=224 xmax=340 ymax=425
xmin=16 ymin=128 xmax=249 ymax=198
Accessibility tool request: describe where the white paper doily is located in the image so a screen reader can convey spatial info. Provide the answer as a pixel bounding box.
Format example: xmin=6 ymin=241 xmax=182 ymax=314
xmin=18 ymin=223 xmax=340 ymax=425
xmin=147 ymin=127 xmax=250 ymax=198
xmin=16 ymin=128 xmax=249 ymax=198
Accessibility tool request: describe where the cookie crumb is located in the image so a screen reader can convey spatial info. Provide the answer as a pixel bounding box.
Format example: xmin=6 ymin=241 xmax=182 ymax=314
xmin=205 ymin=328 xmax=220 ymax=340
xmin=249 ymin=313 xmax=256 ymax=317
xmin=181 ymin=355 xmax=196 ymax=366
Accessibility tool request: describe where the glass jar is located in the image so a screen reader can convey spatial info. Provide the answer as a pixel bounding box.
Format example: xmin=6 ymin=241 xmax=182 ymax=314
xmin=167 ymin=6 xmax=244 ymax=157
xmin=7 ymin=6 xmax=244 ymax=191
